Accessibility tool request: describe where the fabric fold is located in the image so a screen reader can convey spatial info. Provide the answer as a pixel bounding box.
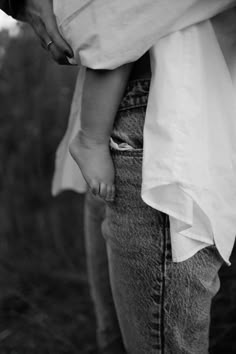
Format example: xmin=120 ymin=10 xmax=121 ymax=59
xmin=52 ymin=1 xmax=236 ymax=264
xmin=142 ymin=19 xmax=236 ymax=264
xmin=54 ymin=0 xmax=235 ymax=69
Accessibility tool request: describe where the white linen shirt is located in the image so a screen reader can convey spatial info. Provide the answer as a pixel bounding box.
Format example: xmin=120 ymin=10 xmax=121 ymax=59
xmin=52 ymin=1 xmax=236 ymax=265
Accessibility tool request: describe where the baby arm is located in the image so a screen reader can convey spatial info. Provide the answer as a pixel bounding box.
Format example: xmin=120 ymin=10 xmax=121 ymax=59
xmin=69 ymin=63 xmax=133 ymax=201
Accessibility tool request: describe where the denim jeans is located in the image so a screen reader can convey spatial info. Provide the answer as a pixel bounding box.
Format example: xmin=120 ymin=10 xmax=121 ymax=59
xmin=84 ymin=192 xmax=125 ymax=354
xmin=85 ymin=79 xmax=223 ymax=354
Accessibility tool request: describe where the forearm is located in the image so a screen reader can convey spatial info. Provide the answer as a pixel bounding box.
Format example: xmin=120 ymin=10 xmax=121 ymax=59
xmin=89 ymin=63 xmax=133 ymax=111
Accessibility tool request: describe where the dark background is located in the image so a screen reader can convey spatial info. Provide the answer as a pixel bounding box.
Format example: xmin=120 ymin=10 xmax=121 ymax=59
xmin=0 ymin=24 xmax=235 ymax=354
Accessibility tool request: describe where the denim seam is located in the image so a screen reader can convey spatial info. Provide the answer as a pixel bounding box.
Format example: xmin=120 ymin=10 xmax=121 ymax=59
xmin=110 ymin=148 xmax=143 ymax=157
xmin=117 ymin=79 xmax=150 ymax=112
xmin=149 ymin=216 xmax=169 ymax=353
xmin=125 ymin=78 xmax=151 ymax=92
xmin=160 ymin=215 xmax=169 ymax=354
xmin=118 ymin=102 xmax=148 ymax=112
xmin=161 ymin=216 xmax=172 ymax=354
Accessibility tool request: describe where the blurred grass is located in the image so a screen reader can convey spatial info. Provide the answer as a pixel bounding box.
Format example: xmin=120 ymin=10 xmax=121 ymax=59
xmin=0 ymin=26 xmax=97 ymax=353
xmin=0 ymin=24 xmax=235 ymax=354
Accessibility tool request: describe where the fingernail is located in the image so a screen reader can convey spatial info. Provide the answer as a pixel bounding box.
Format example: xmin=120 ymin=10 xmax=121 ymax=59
xmin=66 ymin=50 xmax=73 ymax=58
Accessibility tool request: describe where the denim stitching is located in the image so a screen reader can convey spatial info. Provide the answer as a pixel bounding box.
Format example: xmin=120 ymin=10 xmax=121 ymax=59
xmin=160 ymin=215 xmax=169 ymax=354
xmin=150 ymin=280 xmax=162 ymax=352
xmin=118 ymin=79 xmax=150 ymax=112
xmin=159 ymin=216 xmax=172 ymax=354
xmin=110 ymin=148 xmax=143 ymax=157
xmin=148 ymin=214 xmax=171 ymax=353
xmin=118 ymin=102 xmax=149 ymax=112
xmin=165 ymin=216 xmax=172 ymax=262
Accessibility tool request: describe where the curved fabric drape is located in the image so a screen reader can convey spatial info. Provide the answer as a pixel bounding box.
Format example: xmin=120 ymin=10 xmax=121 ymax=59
xmin=54 ymin=0 xmax=235 ymax=68
xmin=53 ymin=0 xmax=236 ymax=264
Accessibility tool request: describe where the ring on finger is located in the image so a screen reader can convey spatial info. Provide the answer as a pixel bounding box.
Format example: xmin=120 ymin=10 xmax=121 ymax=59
xmin=46 ymin=40 xmax=53 ymax=50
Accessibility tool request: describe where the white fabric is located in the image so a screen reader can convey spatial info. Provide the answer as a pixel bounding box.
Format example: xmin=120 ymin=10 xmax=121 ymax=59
xmin=142 ymin=18 xmax=236 ymax=264
xmin=53 ymin=0 xmax=234 ymax=69
xmin=52 ymin=1 xmax=236 ymax=264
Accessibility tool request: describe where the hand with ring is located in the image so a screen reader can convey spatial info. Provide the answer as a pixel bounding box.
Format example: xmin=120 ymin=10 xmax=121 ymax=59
xmin=46 ymin=40 xmax=53 ymax=51
xmin=15 ymin=0 xmax=74 ymax=65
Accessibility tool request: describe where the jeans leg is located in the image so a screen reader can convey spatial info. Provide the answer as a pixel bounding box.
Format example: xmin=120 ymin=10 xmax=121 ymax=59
xmin=84 ymin=191 xmax=126 ymax=353
xmin=102 ymin=150 xmax=169 ymax=354
xmin=164 ymin=244 xmax=223 ymax=354
xmin=102 ymin=150 xmax=223 ymax=354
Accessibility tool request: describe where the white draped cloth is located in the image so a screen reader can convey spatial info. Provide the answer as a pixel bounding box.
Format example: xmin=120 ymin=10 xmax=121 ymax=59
xmin=53 ymin=0 xmax=236 ymax=264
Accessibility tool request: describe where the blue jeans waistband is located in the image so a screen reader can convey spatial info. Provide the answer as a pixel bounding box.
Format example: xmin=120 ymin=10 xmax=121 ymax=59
xmin=118 ymin=79 xmax=150 ymax=111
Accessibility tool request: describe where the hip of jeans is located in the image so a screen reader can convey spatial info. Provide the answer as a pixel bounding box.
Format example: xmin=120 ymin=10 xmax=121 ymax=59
xmin=111 ymin=79 xmax=150 ymax=150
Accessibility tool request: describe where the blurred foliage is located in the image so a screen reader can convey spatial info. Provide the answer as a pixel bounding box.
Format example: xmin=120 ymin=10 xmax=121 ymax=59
xmin=0 ymin=25 xmax=83 ymax=274
xmin=0 ymin=26 xmax=96 ymax=353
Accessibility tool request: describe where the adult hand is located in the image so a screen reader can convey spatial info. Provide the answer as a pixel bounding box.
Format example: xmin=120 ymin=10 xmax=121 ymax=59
xmin=17 ymin=0 xmax=73 ymax=64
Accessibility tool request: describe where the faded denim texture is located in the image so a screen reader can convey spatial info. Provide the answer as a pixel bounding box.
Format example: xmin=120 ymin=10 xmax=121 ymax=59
xmin=100 ymin=79 xmax=224 ymax=354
